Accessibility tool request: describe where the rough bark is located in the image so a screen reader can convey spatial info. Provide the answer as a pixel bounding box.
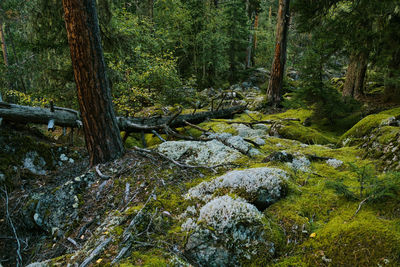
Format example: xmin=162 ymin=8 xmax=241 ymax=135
xmin=0 ymin=102 xmax=246 ymax=133
xmin=342 ymin=51 xmax=368 ymax=99
xmin=384 ymin=48 xmax=400 ymax=101
xmin=267 ymin=0 xmax=290 ymax=105
xmin=0 ymin=20 xmax=9 ymax=66
xmin=62 ymin=0 xmax=124 ymax=165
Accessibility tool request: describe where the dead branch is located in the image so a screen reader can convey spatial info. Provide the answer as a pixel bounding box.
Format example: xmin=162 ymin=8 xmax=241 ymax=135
xmin=0 ymin=101 xmax=245 ymax=133
xmin=79 ymin=236 xmax=112 ymax=267
xmin=352 ymin=196 xmax=371 ymax=219
xmin=95 ymin=165 xmax=111 ymax=180
xmin=2 ymin=186 xmax=22 ymax=267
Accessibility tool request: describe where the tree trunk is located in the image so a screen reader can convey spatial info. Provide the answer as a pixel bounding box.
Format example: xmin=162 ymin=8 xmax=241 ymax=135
xmin=267 ymin=0 xmax=290 ymax=105
xmin=62 ymin=0 xmax=124 ymax=165
xmin=0 ymin=20 xmax=9 ymax=66
xmin=245 ymin=11 xmax=255 ymax=69
xmin=252 ymin=13 xmax=259 ymax=63
xmin=148 ymin=0 xmax=153 ymax=20
xmin=0 ymin=102 xmax=246 ymax=133
xmin=342 ymin=51 xmax=368 ymax=99
xmin=384 ymin=48 xmax=400 ymax=101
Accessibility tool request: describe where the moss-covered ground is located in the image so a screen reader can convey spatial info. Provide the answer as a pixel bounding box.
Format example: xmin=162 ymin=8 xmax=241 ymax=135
xmin=4 ymin=106 xmax=400 ymax=266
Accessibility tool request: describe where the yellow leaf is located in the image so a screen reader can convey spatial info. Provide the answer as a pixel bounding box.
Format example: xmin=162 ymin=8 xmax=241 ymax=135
xmin=310 ymin=232 xmax=316 ymax=238
xmin=96 ymin=258 xmax=103 ymax=264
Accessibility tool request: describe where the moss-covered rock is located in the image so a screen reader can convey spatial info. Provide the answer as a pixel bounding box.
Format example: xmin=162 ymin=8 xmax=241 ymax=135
xmin=340 ymin=107 xmax=400 ymax=145
xmin=185 ymin=167 xmax=288 ymax=209
xmin=301 ymin=212 xmax=400 ymax=266
xmin=183 ymin=195 xmax=284 ymax=267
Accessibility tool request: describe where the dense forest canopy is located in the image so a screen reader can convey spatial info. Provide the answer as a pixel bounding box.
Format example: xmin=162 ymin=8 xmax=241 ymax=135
xmin=1 ymin=0 xmax=398 ymax=113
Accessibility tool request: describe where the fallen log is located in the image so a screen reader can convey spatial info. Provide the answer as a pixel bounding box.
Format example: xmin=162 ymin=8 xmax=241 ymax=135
xmin=0 ymin=101 xmax=246 ymax=133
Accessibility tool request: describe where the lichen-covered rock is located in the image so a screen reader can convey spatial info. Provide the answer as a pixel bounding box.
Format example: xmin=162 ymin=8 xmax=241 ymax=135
xmin=287 ymin=156 xmax=311 ymax=173
xmin=23 ymin=151 xmax=47 ymax=175
xmin=184 ymin=195 xmax=281 ymax=267
xmin=207 ymin=132 xmax=260 ymax=155
xmin=157 ymin=140 xmax=243 ymax=165
xmin=232 ymin=123 xmax=268 ymax=140
xmin=326 ymin=158 xmax=343 ymax=168
xmin=22 ymin=172 xmax=96 ymax=235
xmin=0 ymin=127 xmax=56 ymax=187
xmin=186 ymin=167 xmax=288 ymax=209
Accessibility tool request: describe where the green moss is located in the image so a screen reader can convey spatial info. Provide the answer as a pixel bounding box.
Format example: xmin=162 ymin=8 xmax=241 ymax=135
xmin=301 ymin=212 xmax=400 ymax=266
xmin=276 ymin=122 xmax=335 ymax=145
xmin=123 ymin=134 xmax=142 ymax=149
xmin=119 ymin=249 xmax=168 ymax=266
xmin=340 ymin=107 xmax=400 ymax=145
xmin=124 ymin=204 xmax=144 ymax=216
xmin=376 ymin=126 xmax=399 ymax=144
xmin=269 ymin=256 xmax=309 ymax=267
xmin=197 ymin=120 xmax=238 ymax=135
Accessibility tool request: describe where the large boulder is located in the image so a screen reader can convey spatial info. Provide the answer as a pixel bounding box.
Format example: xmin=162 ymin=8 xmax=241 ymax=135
xmin=183 ymin=195 xmax=282 ymax=267
xmin=186 ymin=167 xmax=288 ymax=210
xmin=157 ymin=140 xmax=244 ymax=165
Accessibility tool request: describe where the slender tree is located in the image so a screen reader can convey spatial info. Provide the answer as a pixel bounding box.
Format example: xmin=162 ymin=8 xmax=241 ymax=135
xmin=0 ymin=19 xmax=9 ymax=66
xmin=342 ymin=51 xmax=368 ymax=99
xmin=62 ymin=0 xmax=124 ymax=165
xmin=267 ymin=0 xmax=290 ymax=105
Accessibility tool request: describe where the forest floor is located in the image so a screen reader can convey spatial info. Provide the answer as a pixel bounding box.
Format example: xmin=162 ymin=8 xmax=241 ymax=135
xmin=1 ymin=92 xmax=400 ymax=266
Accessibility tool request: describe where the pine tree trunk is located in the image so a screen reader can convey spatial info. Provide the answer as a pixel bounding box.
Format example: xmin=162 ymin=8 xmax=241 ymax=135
xmin=384 ymin=48 xmax=400 ymax=101
xmin=342 ymin=51 xmax=368 ymax=99
xmin=148 ymin=0 xmax=153 ymax=20
xmin=62 ymin=0 xmax=124 ymax=166
xmin=0 ymin=21 xmax=9 ymax=66
xmin=267 ymin=0 xmax=290 ymax=105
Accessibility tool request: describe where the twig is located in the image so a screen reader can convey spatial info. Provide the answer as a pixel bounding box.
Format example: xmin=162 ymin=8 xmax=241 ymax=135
xmin=111 ymin=244 xmax=131 ymax=264
xmin=183 ymin=120 xmax=210 ymax=133
xmin=164 ymin=126 xmax=211 ymax=142
xmin=215 ymin=93 xmax=227 ymax=111
xmin=79 ymin=237 xmax=112 ymax=267
xmin=67 ymin=237 xmax=80 ymax=249
xmin=123 ymin=189 xmax=156 ymax=242
xmin=95 ymin=165 xmax=111 ymax=180
xmin=2 ymin=186 xmax=22 ymax=267
xmin=151 ymin=130 xmax=166 ymax=142
xmin=124 ymin=182 xmax=130 ymax=203
xmin=352 ymin=196 xmax=371 ymax=219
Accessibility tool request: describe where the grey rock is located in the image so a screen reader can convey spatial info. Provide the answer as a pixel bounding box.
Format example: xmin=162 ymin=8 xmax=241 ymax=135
xmin=23 ymin=151 xmax=47 ymax=175
xmin=23 ymin=173 xmax=96 ymax=235
xmin=157 ymin=140 xmax=243 ymax=166
xmin=186 ymin=167 xmax=288 ymax=209
xmin=184 ymin=196 xmax=278 ymax=266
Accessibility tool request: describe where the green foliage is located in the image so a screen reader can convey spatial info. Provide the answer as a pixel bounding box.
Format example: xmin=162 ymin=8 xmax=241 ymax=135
xmin=325 ymin=179 xmax=357 ymax=201
xmin=326 ymin=163 xmax=400 ymax=204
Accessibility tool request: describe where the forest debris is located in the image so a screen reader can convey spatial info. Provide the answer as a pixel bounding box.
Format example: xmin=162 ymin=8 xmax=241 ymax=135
xmin=79 ymin=236 xmax=112 ymax=267
xmin=0 ymin=101 xmax=245 ymax=133
xmin=95 ymin=165 xmax=111 ymax=180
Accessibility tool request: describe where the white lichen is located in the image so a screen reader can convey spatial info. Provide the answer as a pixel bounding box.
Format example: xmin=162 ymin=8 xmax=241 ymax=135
xmin=186 ymin=167 xmax=287 ymax=202
xmin=197 ymin=195 xmax=263 ymax=233
xmin=157 ymin=140 xmax=243 ymax=165
xmin=287 ymin=156 xmax=310 ymax=172
xmin=326 ymin=158 xmax=343 ymax=168
xmin=23 ymin=151 xmax=46 ymax=175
